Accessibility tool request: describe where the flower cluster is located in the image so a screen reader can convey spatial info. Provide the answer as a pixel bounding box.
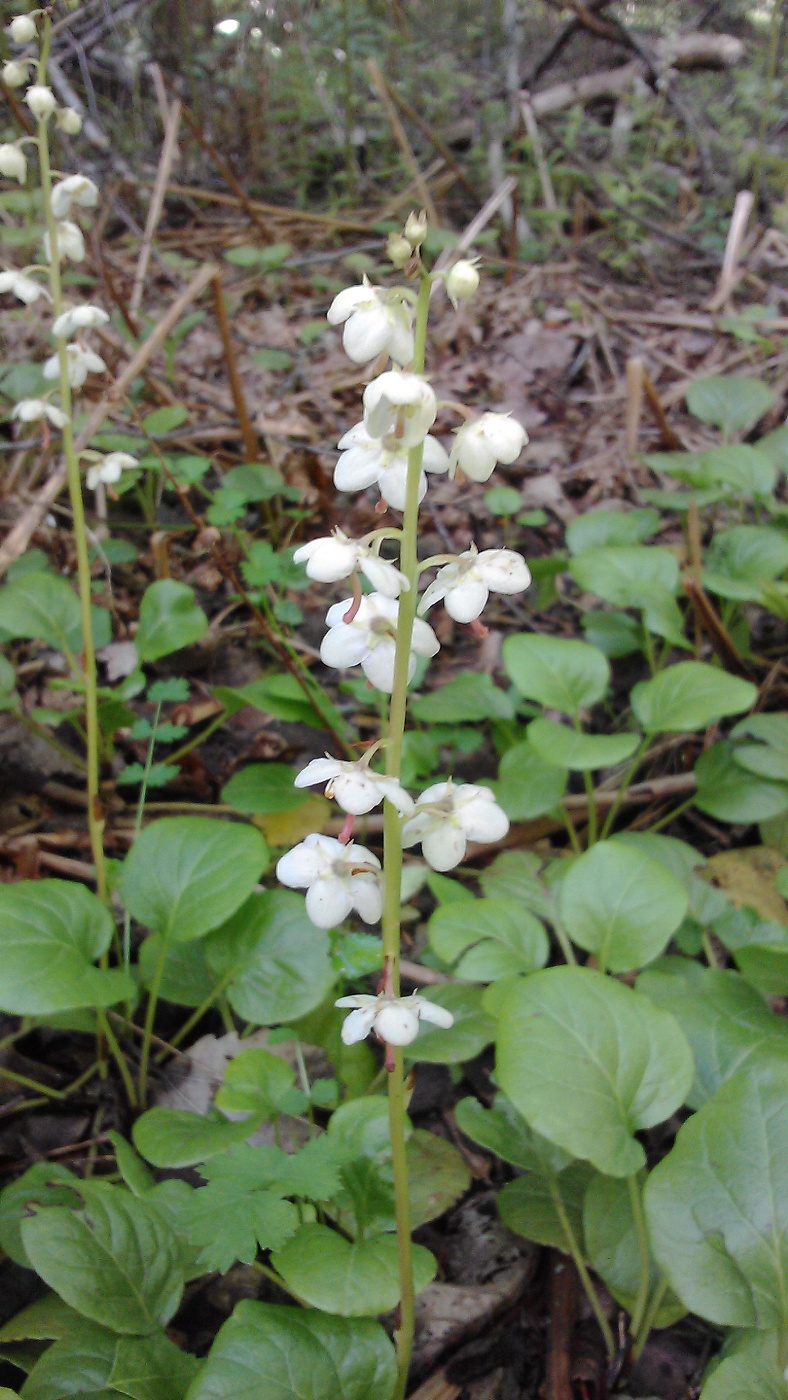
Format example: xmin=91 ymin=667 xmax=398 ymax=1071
xmin=0 ymin=15 xmax=132 ymax=493
xmin=273 ymin=216 xmax=530 ymax=1049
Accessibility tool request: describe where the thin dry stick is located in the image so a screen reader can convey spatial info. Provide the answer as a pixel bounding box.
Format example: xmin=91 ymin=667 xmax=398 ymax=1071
xmin=708 ymin=189 xmax=755 ymax=312
xmin=642 ymin=365 xmax=685 ymax=449
xmin=364 ymin=57 xmax=439 ymax=226
xmin=211 ymin=274 xmax=258 ymax=461
xmin=129 ymin=97 xmax=182 ymax=317
xmin=129 ymin=180 xmax=372 ymax=233
xmin=520 ymin=94 xmax=558 ymax=211
xmin=625 ymin=355 xmax=645 ymax=455
xmin=0 ymin=261 xmax=219 ymax=577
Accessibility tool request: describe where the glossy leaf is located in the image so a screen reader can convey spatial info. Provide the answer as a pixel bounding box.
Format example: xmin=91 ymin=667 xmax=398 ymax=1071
xmin=0 ymin=572 xmax=81 ymax=655
xmin=695 ymin=744 xmax=788 ymax=823
xmin=502 ymin=633 xmax=609 ymax=715
xmin=214 ymin=1048 xmax=295 ymax=1119
xmin=498 ymin=1163 xmax=592 ymax=1253
xmin=526 ymin=718 xmax=639 ymax=771
xmin=698 ymin=445 xmax=776 ymax=497
xmin=428 ymin=897 xmax=548 ymax=981
xmin=402 ymin=984 xmax=496 ymax=1064
xmin=411 ymin=672 xmax=515 ymax=723
xmin=569 ymin=545 xmax=679 ymax=611
xmin=0 ymin=880 xmax=134 ymax=1014
xmin=132 ymin=1110 xmax=256 ymax=1170
xmin=581 ymin=609 xmax=643 ymax=658
xmin=271 ymin=1223 xmax=436 ymax=1316
xmin=703 ymin=527 xmax=788 ymax=602
xmin=631 ymin=662 xmax=756 ymax=734
xmin=731 ymin=714 xmax=788 ymax=783
xmin=566 ymin=509 xmax=659 ymax=554
xmin=557 ymin=840 xmax=688 ymax=972
xmin=220 ymin=764 xmax=308 ymax=815
xmin=494 ymin=741 xmax=568 ymax=819
xmin=135 ymin=581 xmax=208 ymax=663
xmin=455 ymin=1095 xmax=572 ymax=1175
xmin=119 ymin=818 xmax=268 ymax=942
xmin=700 ymin=1352 xmax=788 ymax=1400
xmin=0 ymin=1164 xmax=79 ymax=1268
xmin=137 ymin=936 xmax=217 ymax=1008
xmin=496 ymin=967 xmax=694 ymax=1176
xmin=406 ymin=1131 xmax=471 ymax=1230
xmin=205 ymin=891 xmax=334 ymax=1024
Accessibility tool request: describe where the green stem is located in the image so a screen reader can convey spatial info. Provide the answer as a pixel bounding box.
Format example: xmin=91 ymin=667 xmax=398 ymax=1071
xmin=648 ymin=793 xmax=696 ymax=834
xmin=96 ymin=1008 xmax=137 ymax=1107
xmin=122 ymin=702 xmax=162 ymax=999
xmin=599 ymin=736 xmax=650 ymax=841
xmin=138 ymin=934 xmax=168 ymax=1104
xmin=381 ymin=270 xmax=431 ymax=1400
xmin=156 ymin=969 xmax=235 ymax=1059
xmin=549 ymin=1177 xmax=615 ymax=1360
xmin=37 ymin=18 xmax=107 ymax=908
xmin=632 ymin=1274 xmax=669 ymax=1360
xmin=559 ymin=802 xmax=582 ymax=855
xmin=627 ymin=1173 xmax=651 ymax=1339
xmin=582 ymin=769 xmax=597 ymax=845
xmin=0 ymin=1065 xmax=65 ymax=1100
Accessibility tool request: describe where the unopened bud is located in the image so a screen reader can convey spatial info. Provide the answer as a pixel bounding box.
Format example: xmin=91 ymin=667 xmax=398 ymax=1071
xmin=25 ymin=84 xmax=57 ymax=120
xmin=2 ymin=58 xmax=29 ymax=87
xmin=445 ymin=258 xmax=480 ymax=309
xmin=404 ymin=210 xmax=428 ymax=247
xmin=56 ymin=106 xmax=83 ymax=135
xmin=386 ymin=232 xmax=412 ymax=268
xmin=9 ymin=14 xmax=36 ymax=43
xmin=0 ymin=143 xmax=26 ymax=183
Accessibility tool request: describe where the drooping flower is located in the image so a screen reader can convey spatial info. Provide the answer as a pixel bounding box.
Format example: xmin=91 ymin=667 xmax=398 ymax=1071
xmin=404 ymin=210 xmax=428 ymax=247
xmin=55 ymin=106 xmax=82 ymax=135
xmin=25 ymin=84 xmax=57 ymax=120
xmin=294 ymin=755 xmax=413 ymax=816
xmin=402 ymin=779 xmax=509 ymax=871
xmin=451 ymin=412 xmax=528 ymax=483
xmin=294 ymin=528 xmax=408 ymax=597
xmin=8 ymin=14 xmax=37 ymax=43
xmin=320 ymin=591 xmax=439 ymax=693
xmin=0 ymin=143 xmax=27 ymax=183
xmin=50 ymin=174 xmax=99 ymax=220
xmin=327 ymin=279 xmax=415 ymax=366
xmin=44 ymin=219 xmax=85 ymax=264
xmin=11 ymin=399 xmax=69 ymax=428
xmin=52 ymin=304 xmax=109 ymax=339
xmin=85 ymin=452 xmax=138 ymax=490
xmin=0 ymin=270 xmax=46 ymax=304
xmin=2 ymin=59 xmax=30 ymax=87
xmin=335 ymin=424 xmax=449 ymax=511
xmin=363 ymin=370 xmax=437 ymax=446
xmin=44 ymin=342 xmax=106 ymax=389
xmin=419 ymin=545 xmax=531 ymax=623
xmin=276 ymin=832 xmax=382 ymax=928
xmin=445 ymin=258 xmax=480 ymax=309
xmin=335 ymin=992 xmax=454 ymax=1047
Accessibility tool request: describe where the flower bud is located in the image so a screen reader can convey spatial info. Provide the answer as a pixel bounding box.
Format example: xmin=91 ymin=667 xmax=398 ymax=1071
xmin=55 ymin=106 xmax=83 ymax=135
xmin=446 ymin=258 xmax=480 ymax=309
xmin=2 ymin=59 xmax=29 ymax=87
xmin=0 ymin=143 xmax=26 ymax=184
xmin=25 ymin=84 xmax=57 ymax=120
xmin=404 ymin=210 xmax=428 ymax=247
xmin=386 ymin=231 xmax=412 ymax=269
xmin=8 ymin=14 xmax=36 ymax=43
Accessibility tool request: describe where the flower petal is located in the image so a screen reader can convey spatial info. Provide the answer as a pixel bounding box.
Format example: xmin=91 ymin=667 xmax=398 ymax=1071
xmin=306 ymin=876 xmax=353 ymax=928
xmin=294 ymin=757 xmax=342 ymax=789
xmin=341 ymin=1005 xmax=379 ymax=1044
xmin=444 ymin=575 xmax=489 ymax=623
xmin=422 ymin=822 xmax=467 ymax=872
xmin=415 ymin=998 xmax=455 ymax=1028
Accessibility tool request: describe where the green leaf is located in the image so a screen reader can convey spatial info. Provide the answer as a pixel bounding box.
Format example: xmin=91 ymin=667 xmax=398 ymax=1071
xmin=223 ymin=463 xmax=286 ymax=500
xmin=0 ymin=880 xmax=134 ymax=1015
xmin=758 ymin=425 xmax=788 ymax=471
xmin=479 ymin=851 xmax=551 ymax=916
xmin=526 ymin=718 xmax=639 ymax=771
xmin=135 ymin=582 xmax=208 ymax=664
xmin=483 ymin=485 xmax=521 ymax=516
xmin=119 ymin=817 xmax=268 ymax=942
xmin=631 ymin=662 xmax=756 ymax=734
xmin=698 ymin=445 xmax=776 ymax=497
xmin=272 ymin=1224 xmax=436 ymax=1316
xmin=220 ymin=764 xmax=307 ymax=815
xmin=219 ymin=674 xmax=324 ymax=729
xmin=142 ymin=405 xmax=189 ymax=436
xmin=0 ymin=1294 xmax=77 ymax=1344
xmin=132 ymin=1109 xmax=256 ymax=1170
xmin=557 ymin=840 xmax=688 ymax=972
xmin=137 ymin=936 xmax=217 ymax=1008
xmin=107 ymin=1134 xmax=154 ymax=1198
xmin=496 ymin=967 xmax=694 ymax=1176
xmin=200 ymin=1137 xmax=344 ymax=1203
xmin=498 ymin=1162 xmax=592 ymax=1253
xmin=686 ymin=375 xmax=775 ymax=434
xmin=502 ymin=634 xmax=610 ymax=716
xmin=695 ymin=744 xmax=788 ymax=823
xmin=644 ymin=1061 xmax=788 ymax=1329
xmin=494 ymin=741 xmax=568 ymax=819
xmin=19 ymin=1316 xmax=117 ymax=1399
xmin=569 ymin=546 xmax=679 ymax=610
xmin=583 ymin=1174 xmax=686 ymax=1327
xmin=731 ymin=713 xmax=788 ymax=783
xmin=406 ymin=1130 xmax=471 ymax=1229
xmin=205 ymin=890 xmax=334 ymax=1024
xmin=428 ymin=896 xmax=548 ymax=981
xmin=184 ymin=1301 xmax=395 ymax=1400
xmin=700 ymin=1352 xmax=788 ymax=1400
xmin=455 ymin=1095 xmax=572 ymax=1175
xmin=214 ymin=1048 xmax=295 ymax=1119
xmin=180 ymin=1180 xmax=299 ymax=1274
xmin=636 ymin=962 xmax=788 ymax=1109
xmin=0 ymin=572 xmax=81 ymax=655
xmin=21 ymin=1182 xmax=184 ymax=1335
xmin=411 ymin=672 xmax=515 ymax=723
xmin=402 ymin=984 xmax=496 ymax=1064
xmin=704 ymin=527 xmax=788 ymax=602
xmin=566 ymin=508 xmax=660 ymax=555
xmin=581 ymin=610 xmax=643 ymax=658
xmin=108 ymin=1332 xmax=201 ymax=1400
xmin=611 ymin=830 xmax=704 ymax=887
xmin=735 ymin=942 xmax=788 ymax=998
xmin=328 ymin=1098 xmax=405 ymax=1163
xmin=0 ymin=1165 xmax=79 ymax=1268
xmin=250 ymin=348 xmax=293 ymax=371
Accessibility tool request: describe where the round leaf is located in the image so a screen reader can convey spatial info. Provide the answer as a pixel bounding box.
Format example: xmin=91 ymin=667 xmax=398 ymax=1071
xmin=135 ymin=581 xmax=208 ymax=663
xmin=132 ymin=1109 xmax=256 ymax=1170
xmin=566 ymin=508 xmax=660 ymax=555
xmin=0 ymin=1163 xmax=79 ymax=1267
xmin=402 ymin=984 xmax=496 ymax=1064
xmin=495 ymin=741 xmax=568 ymax=819
xmin=644 ymin=1061 xmax=788 ymax=1329
xmin=686 ymin=375 xmax=775 ymax=434
xmin=496 ymin=967 xmax=694 ymax=1176
xmin=205 ymin=890 xmax=335 ymax=1024
xmin=697 ymin=445 xmax=776 ymax=497
xmin=428 ymin=897 xmax=548 ymax=981
xmin=214 ymin=1048 xmax=295 ymax=1119
xmin=631 ymin=662 xmax=756 ymax=734
xmin=455 ymin=1095 xmax=572 ymax=1175
xmin=583 ymin=1174 xmax=686 ymax=1328
xmin=119 ymin=818 xmax=268 ymax=942
xmin=137 ymin=935 xmax=217 ymax=1008
xmin=271 ymin=1223 xmax=435 ymax=1316
xmin=0 ymin=572 xmax=81 ymax=655
xmin=557 ymin=840 xmax=688 ymax=972
xmin=406 ymin=1130 xmax=471 ymax=1229
xmin=700 ymin=1352 xmax=788 ymax=1400
xmin=220 ymin=764 xmax=308 ymax=815
xmin=570 ymin=546 xmax=679 ymax=609
xmin=695 ymin=744 xmax=788 ymax=823
xmin=498 ymin=1162 xmax=592 ymax=1253
xmin=502 ymin=634 xmax=609 ymax=715
xmin=0 ymin=880 xmax=134 ymax=1014
xmin=526 ymin=718 xmax=639 ymax=771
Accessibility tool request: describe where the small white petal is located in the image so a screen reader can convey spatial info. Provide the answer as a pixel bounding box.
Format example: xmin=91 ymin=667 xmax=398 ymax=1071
xmin=422 ymin=821 xmax=467 ymax=872
xmin=52 ymin=304 xmax=109 ymax=339
xmin=327 ymin=283 xmax=377 ymax=326
xmin=341 ymin=1005 xmax=379 ymax=1044
xmin=335 ymin=994 xmax=378 ymax=1009
xmin=444 ymin=575 xmax=489 ymax=623
xmin=0 ymin=270 xmax=45 ymax=304
xmin=410 ymin=616 xmax=441 ymax=657
xmin=276 ymin=839 xmax=330 ymax=888
xmin=0 ymin=143 xmax=27 ymax=182
xmin=306 ymin=877 xmax=353 ymax=928
xmin=361 ymin=638 xmax=402 ymax=693
xmin=422 ymin=436 xmax=451 ymax=475
xmin=25 ymin=84 xmax=56 ymax=120
xmin=359 ymin=554 xmax=408 ymax=597
xmin=457 ymin=788 xmax=509 ymax=843
xmin=320 ymin=622 xmax=370 ymax=670
xmin=294 ymin=757 xmax=343 ymax=789
xmin=342 ymin=303 xmax=392 ymax=363
xmin=348 ymin=873 xmax=383 ymax=924
xmin=9 ymin=14 xmax=37 ymax=42
xmin=50 ymin=174 xmax=99 ymax=220
xmin=373 ymin=1002 xmax=420 ymax=1046
xmin=475 ymin=549 xmax=531 ymax=594
xmin=415 ymin=998 xmax=455 ymax=1028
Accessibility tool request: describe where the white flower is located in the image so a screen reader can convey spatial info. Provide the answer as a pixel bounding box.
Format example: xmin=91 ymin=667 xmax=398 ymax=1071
xmin=335 ymin=423 xmax=449 ymax=511
xmin=11 ymin=399 xmax=68 ymax=428
xmin=445 ymin=258 xmax=480 ymax=309
xmin=451 ymin=412 xmax=528 ymax=483
xmin=85 ymin=452 xmax=138 ymax=490
xmin=43 ymin=342 xmax=107 ymax=389
xmin=44 ymin=219 xmax=85 ymax=264
xmin=0 ymin=270 xmax=46 ymax=304
xmin=276 ymin=832 xmax=382 ymax=928
xmin=8 ymin=14 xmax=36 ymax=43
xmin=50 ymin=174 xmax=99 ymax=219
xmin=55 ymin=107 xmax=82 ymax=135
xmin=335 ymin=992 xmax=454 ymax=1047
xmin=294 ymin=528 xmax=408 ymax=597
xmin=327 ymin=279 xmax=415 ymax=365
xmin=294 ymin=755 xmax=413 ymax=816
xmin=402 ymin=779 xmax=510 ymax=871
xmin=52 ymin=304 xmax=109 ymax=339
xmin=2 ymin=59 xmax=30 ymax=87
xmin=25 ymin=84 xmax=56 ymax=120
xmin=363 ymin=371 xmax=437 ymax=447
xmin=420 ymin=546 xmax=531 ymax=623
xmin=320 ymin=591 xmax=439 ymax=693
xmin=404 ymin=210 xmax=428 ymax=247
xmin=0 ymin=144 xmax=26 ymax=183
